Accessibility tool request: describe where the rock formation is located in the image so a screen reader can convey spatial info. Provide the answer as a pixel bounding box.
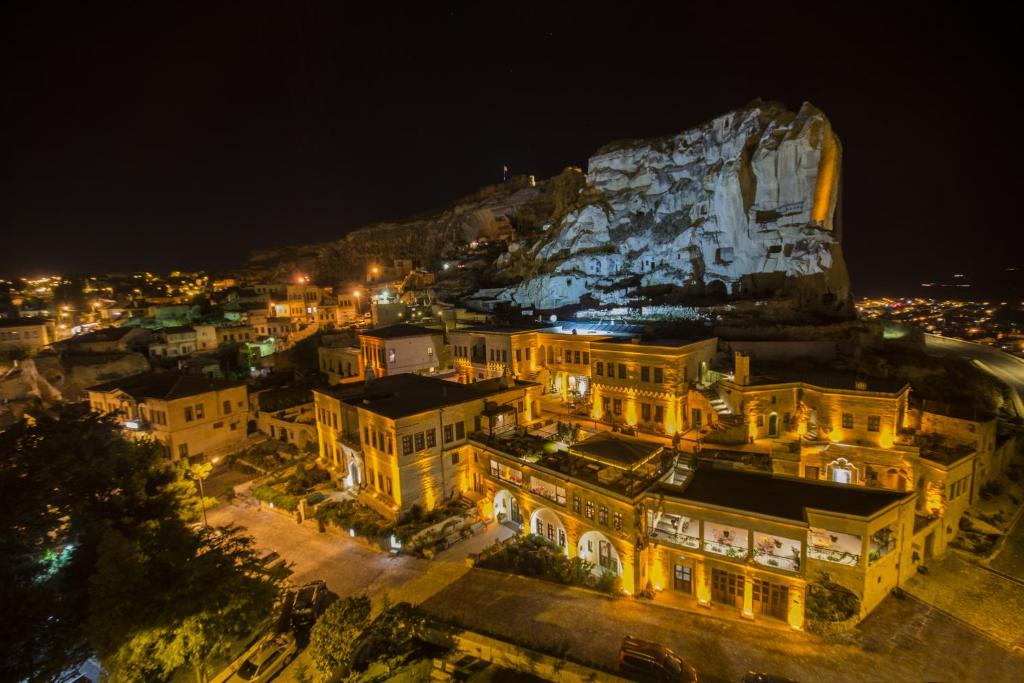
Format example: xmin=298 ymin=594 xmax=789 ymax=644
xmin=497 ymin=100 xmax=848 ymax=313
xmin=245 ymin=100 xmax=851 ymax=320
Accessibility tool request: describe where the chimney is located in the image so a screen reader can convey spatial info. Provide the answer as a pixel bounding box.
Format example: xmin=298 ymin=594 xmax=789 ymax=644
xmin=734 ymin=352 xmax=750 ymax=386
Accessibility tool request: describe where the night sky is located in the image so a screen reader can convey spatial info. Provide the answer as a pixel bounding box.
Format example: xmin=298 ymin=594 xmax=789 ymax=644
xmin=2 ymin=2 xmax=1020 ymax=295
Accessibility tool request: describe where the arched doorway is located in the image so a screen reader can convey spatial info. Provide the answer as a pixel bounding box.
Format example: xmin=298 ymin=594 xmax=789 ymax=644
xmin=577 ymin=530 xmax=622 ymax=576
xmin=530 ymin=507 xmax=568 ymax=553
xmin=768 ymin=412 xmax=779 ymax=437
xmin=493 ymin=489 xmax=522 ymax=526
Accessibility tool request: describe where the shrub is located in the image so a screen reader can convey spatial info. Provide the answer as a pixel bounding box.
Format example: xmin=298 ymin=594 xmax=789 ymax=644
xmin=305 ymin=491 xmax=326 ymax=506
xmin=252 ymin=485 xmax=299 ymax=512
xmin=349 ymin=602 xmax=428 ymax=673
xmin=315 ymin=500 xmax=393 ymax=538
xmin=806 ymin=574 xmax=860 ymax=623
xmin=594 ymin=570 xmax=621 ymax=595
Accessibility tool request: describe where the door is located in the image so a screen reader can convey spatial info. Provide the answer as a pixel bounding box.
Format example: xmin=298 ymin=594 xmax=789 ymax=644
xmin=768 ymin=413 xmax=779 ymax=437
xmin=510 ymin=499 xmax=521 ymax=524
xmin=711 ymin=569 xmax=744 ymax=609
xmin=598 ymin=540 xmax=614 ymax=571
xmin=924 ymin=532 xmax=935 ymax=560
xmin=692 ymin=408 xmax=702 ymax=429
xmin=752 ymin=579 xmax=789 ymax=620
xmin=804 ymin=465 xmax=819 ymax=481
xmin=673 ymin=564 xmax=692 ymax=594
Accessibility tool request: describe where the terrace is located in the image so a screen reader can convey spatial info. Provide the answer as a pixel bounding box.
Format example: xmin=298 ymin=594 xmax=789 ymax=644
xmin=471 ymin=429 xmax=669 ymax=497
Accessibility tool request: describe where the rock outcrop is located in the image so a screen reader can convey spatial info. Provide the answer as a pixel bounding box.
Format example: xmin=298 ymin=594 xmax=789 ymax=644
xmin=497 ymin=100 xmax=848 ymax=313
xmin=245 ymin=100 xmax=850 ymax=320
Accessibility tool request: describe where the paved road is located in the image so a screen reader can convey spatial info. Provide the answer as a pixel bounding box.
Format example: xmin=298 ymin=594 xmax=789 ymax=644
xmin=991 ymin=505 xmax=1024 ymax=580
xmin=925 ymin=334 xmax=1024 ymax=416
xmin=210 ymin=501 xmax=1024 ymax=683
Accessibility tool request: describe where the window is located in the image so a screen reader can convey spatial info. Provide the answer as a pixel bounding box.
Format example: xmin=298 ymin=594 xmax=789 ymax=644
xmin=641 ymin=366 xmax=650 ymax=382
xmin=230 ymin=422 xmax=237 ymax=431
xmin=598 ymin=506 xmax=609 ymax=526
xmin=596 ymin=361 xmax=604 ymax=376
xmin=388 ymin=349 xmax=396 ymax=363
xmin=455 ymin=422 xmax=465 ymax=439
xmin=613 ymin=399 xmax=622 ymax=415
xmin=757 ymin=415 xmax=764 ymax=427
xmin=451 ymin=452 xmax=459 ymax=465
xmin=516 ymin=349 xmax=522 ymax=363
xmin=525 ymin=348 xmax=531 ymax=360
xmin=602 ymin=396 xmax=610 ymax=415
xmin=364 ymin=427 xmax=370 ymax=444
xmin=842 ymin=413 xmax=854 ymax=429
xmin=195 ymin=404 xmax=204 ymax=419
xmin=184 ymin=406 xmax=194 ymax=422
xmin=618 ymin=364 xmax=626 ymax=379
xmin=641 ymin=403 xmax=651 ymax=421
xmin=585 ymin=500 xmax=594 ymax=519
xmin=582 ymin=352 xmax=589 ymax=365
xmin=574 ymin=350 xmax=581 ymax=364
xmin=386 ymin=435 xmax=393 ymax=454
xmin=223 ymin=400 xmax=231 ymax=414
xmin=402 ymin=435 xmax=413 ymax=455
xmin=655 ymin=406 xmax=664 ymax=424
xmin=371 ymin=431 xmax=378 ymax=449
xmin=377 ymin=473 xmax=384 ymax=490
xmin=613 ymin=512 xmax=623 ymax=531
xmin=426 ymin=429 xmax=436 ymax=448
xmin=211 ymin=421 xmax=222 ymax=429
xmin=868 ymin=415 xmax=881 ymax=432
xmin=178 ymin=444 xmax=188 ymax=458
xmin=573 ymin=495 xmax=581 ymax=514
xmin=444 ymin=424 xmax=454 ymax=443
xmin=414 ymin=432 xmax=426 ymax=451
xmin=427 ymin=346 xmax=433 ymax=356
xmin=654 ymin=367 xmax=663 ymax=383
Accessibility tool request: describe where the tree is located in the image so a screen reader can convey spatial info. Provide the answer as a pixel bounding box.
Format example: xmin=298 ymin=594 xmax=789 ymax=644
xmin=0 ymin=404 xmax=278 ymax=682
xmin=307 ymin=596 xmax=372 ymax=681
xmin=88 ymin=526 xmax=279 ymax=683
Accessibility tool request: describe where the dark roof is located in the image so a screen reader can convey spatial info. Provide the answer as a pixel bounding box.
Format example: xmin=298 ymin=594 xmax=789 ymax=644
xmin=456 ymin=322 xmax=555 ymax=334
xmin=360 ymin=323 xmax=437 ymax=339
xmin=320 ymin=373 xmax=532 ymax=420
xmin=570 ymin=432 xmax=663 ymax=470
xmin=0 ymin=317 xmax=52 ymax=328
xmin=59 ymin=326 xmax=138 ymax=343
xmin=660 ymin=465 xmax=910 ymax=521
xmin=600 ymin=337 xmax=698 ymax=348
xmin=160 ymin=325 xmax=196 ymax=334
xmin=88 ymin=371 xmax=246 ymax=401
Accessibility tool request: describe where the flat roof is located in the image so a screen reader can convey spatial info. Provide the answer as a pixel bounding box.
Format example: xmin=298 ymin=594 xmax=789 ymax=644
xmin=570 ymin=431 xmax=663 ymax=470
xmin=319 ymin=373 xmax=534 ymax=420
xmin=88 ymin=371 xmax=246 ymax=401
xmin=745 ymin=366 xmax=907 ymax=394
xmin=360 ymin=323 xmax=437 ymax=339
xmin=0 ymin=317 xmax=52 ymax=328
xmin=660 ymin=465 xmax=910 ymax=522
xmin=599 ymin=337 xmax=702 ymax=348
xmin=455 ymin=322 xmax=555 ymax=334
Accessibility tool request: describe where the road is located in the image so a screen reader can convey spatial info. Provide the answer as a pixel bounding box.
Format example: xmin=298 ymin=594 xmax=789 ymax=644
xmin=925 ymin=334 xmax=1024 ymax=416
xmin=210 ymin=501 xmax=1024 ymax=683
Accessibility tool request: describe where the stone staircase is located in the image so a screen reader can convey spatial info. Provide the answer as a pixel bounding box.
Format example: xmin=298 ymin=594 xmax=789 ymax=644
xmin=700 ymin=385 xmax=733 ymax=418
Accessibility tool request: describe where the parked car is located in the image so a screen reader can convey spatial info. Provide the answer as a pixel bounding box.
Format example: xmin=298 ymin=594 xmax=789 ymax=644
xmin=743 ymin=674 xmax=799 ymax=683
xmin=618 ymin=636 xmax=698 ymax=682
xmin=291 ymin=580 xmax=328 ymax=627
xmin=231 ymin=632 xmax=297 ymax=682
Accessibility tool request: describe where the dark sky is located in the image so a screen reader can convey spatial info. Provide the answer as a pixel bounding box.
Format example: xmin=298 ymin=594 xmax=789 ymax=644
xmin=2 ymin=2 xmax=1020 ymax=295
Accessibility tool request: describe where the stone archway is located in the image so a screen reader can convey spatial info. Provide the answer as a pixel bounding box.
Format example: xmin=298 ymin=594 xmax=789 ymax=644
xmin=577 ymin=530 xmax=622 ymax=576
xmin=530 ymin=507 xmax=568 ymax=553
xmin=493 ymin=488 xmax=522 ymax=526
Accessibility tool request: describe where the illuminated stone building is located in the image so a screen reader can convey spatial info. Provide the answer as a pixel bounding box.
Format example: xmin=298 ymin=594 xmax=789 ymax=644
xmin=0 ymin=317 xmax=56 ymax=353
xmin=359 ymin=323 xmax=444 ymax=378
xmin=87 ymin=371 xmax=248 ymax=460
xmin=312 ymin=373 xmax=541 ymax=520
xmin=471 ymin=428 xmax=916 ymax=630
xmin=319 ymin=344 xmax=363 ymax=384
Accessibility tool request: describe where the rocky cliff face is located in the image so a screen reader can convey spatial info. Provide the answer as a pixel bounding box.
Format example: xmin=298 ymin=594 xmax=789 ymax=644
xmin=246 ymin=100 xmax=850 ymax=319
xmin=496 ymin=100 xmax=848 ymax=313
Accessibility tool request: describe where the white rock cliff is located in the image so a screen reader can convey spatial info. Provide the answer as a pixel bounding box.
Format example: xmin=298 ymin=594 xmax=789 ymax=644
xmin=497 ymin=100 xmax=848 ymax=312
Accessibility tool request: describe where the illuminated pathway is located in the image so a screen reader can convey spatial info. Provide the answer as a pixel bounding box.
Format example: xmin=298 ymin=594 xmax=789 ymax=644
xmin=208 ymin=500 xmax=1024 ymax=682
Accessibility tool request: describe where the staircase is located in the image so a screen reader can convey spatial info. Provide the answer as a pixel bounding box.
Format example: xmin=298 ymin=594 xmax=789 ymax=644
xmin=700 ymin=386 xmax=733 ymax=418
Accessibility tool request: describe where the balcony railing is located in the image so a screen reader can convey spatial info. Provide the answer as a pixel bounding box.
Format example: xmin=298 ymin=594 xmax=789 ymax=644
xmin=649 ymin=528 xmax=700 ymax=549
xmin=753 ymin=549 xmax=801 ymax=572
